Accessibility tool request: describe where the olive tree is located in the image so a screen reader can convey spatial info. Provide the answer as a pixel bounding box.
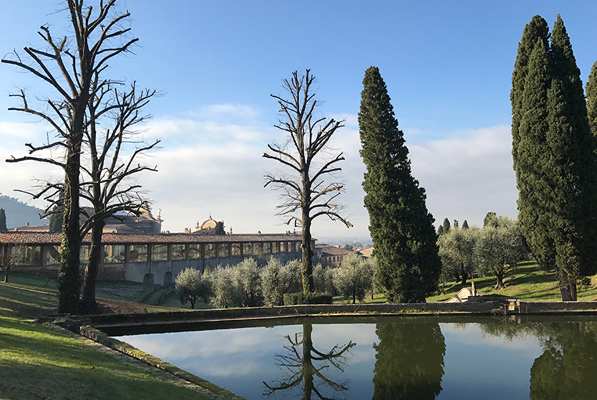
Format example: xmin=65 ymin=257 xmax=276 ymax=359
xmin=261 ymin=258 xmax=302 ymax=306
xmin=333 ymin=253 xmax=374 ymax=304
xmin=437 ymin=226 xmax=479 ymax=285
xmin=476 ymin=216 xmax=528 ymax=289
xmin=175 ymin=268 xmax=211 ymax=309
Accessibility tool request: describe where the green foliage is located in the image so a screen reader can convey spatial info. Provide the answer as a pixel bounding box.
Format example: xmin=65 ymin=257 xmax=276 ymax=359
xmin=483 ymin=211 xmax=498 ymax=228
xmin=0 ymin=209 xmax=7 ymax=232
xmin=373 ymin=323 xmax=445 ymax=399
xmin=359 ymin=66 xmax=441 ymax=303
xmin=442 ymin=218 xmax=450 ymax=234
xmin=437 ymin=225 xmax=444 ymax=236
xmin=313 ymin=263 xmax=335 ymax=295
xmin=333 ymin=253 xmax=374 ymax=304
xmin=437 ymin=226 xmax=479 ymax=285
xmin=475 ymin=217 xmax=529 ymax=289
xmin=282 ymin=292 xmax=332 ymax=305
xmin=175 ymin=268 xmax=211 ymax=309
xmin=512 ymin=15 xmax=597 ymax=300
xmin=587 ymin=60 xmax=597 ymax=136
xmin=210 ymin=267 xmax=242 ymax=308
xmin=234 ymin=258 xmax=262 ymax=307
xmin=213 ymin=221 xmax=225 ymax=235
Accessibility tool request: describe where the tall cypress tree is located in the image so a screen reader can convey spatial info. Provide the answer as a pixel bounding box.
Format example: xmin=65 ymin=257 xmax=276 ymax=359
xmin=516 ymin=37 xmax=556 ymax=274
xmin=359 ymin=66 xmax=441 ymax=303
xmin=0 ymin=209 xmax=6 ymax=232
xmin=511 ymin=16 xmax=550 ymax=173
xmin=586 ymin=60 xmax=597 ymax=137
xmin=547 ymin=16 xmax=597 ymax=299
xmin=512 ymin=16 xmax=597 ymax=300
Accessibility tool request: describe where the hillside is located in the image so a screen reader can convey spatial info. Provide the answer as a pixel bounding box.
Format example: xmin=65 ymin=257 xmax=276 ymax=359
xmin=0 ymin=193 xmax=46 ymax=229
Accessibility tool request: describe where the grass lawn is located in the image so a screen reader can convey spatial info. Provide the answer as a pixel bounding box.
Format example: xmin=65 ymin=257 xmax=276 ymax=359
xmin=427 ymin=261 xmax=597 ymax=302
xmin=0 ymin=277 xmax=218 ymax=399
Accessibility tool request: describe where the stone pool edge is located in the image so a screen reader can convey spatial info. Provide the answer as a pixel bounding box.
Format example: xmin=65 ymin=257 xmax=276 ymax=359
xmin=73 ymin=323 xmax=245 ymax=400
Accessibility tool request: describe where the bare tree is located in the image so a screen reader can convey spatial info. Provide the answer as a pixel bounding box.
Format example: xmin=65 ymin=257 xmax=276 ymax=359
xmin=2 ymin=0 xmax=139 ymax=313
xmin=78 ymin=82 xmax=159 ymax=314
xmin=264 ymin=70 xmax=352 ymax=294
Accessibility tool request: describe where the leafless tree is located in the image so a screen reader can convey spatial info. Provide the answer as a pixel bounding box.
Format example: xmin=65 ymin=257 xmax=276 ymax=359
xmin=264 ymin=323 xmax=355 ymax=400
xmin=264 ymin=70 xmax=352 ymax=294
xmin=2 ymin=0 xmax=139 ymax=313
xmin=78 ymin=82 xmax=159 ymax=314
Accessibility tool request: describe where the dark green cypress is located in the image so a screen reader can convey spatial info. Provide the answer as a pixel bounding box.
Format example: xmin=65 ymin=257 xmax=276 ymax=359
xmin=442 ymin=218 xmax=450 ymax=234
xmin=586 ymin=60 xmax=597 ymax=137
xmin=512 ymin=16 xmax=597 ymax=301
xmin=0 ymin=209 xmax=6 ymax=232
xmin=547 ymin=16 xmax=597 ymax=298
xmin=462 ymin=220 xmax=469 ymax=230
xmin=359 ymin=66 xmax=441 ymax=303
xmin=511 ymin=16 xmax=550 ymax=172
xmin=516 ymin=37 xmax=556 ymax=274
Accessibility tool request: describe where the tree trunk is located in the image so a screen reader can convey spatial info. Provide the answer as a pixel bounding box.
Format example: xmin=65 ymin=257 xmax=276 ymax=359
xmin=301 ymin=208 xmax=314 ymax=294
xmin=558 ymin=270 xmax=577 ymax=301
xmin=80 ymin=221 xmax=105 ymax=314
xmin=460 ymin=268 xmax=468 ymax=285
xmin=302 ymin=324 xmax=314 ymax=400
xmin=494 ymin=271 xmax=505 ymax=290
xmin=58 ymin=159 xmax=82 ymax=314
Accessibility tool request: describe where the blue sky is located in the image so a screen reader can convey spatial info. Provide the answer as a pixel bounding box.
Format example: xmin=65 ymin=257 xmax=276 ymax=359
xmin=1 ymin=1 xmax=596 ymax=239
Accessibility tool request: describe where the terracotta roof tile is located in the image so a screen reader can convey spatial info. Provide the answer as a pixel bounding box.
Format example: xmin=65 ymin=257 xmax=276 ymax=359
xmin=0 ymin=232 xmax=303 ymax=246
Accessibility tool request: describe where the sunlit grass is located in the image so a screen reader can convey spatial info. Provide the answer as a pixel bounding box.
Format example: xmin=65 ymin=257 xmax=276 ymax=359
xmin=0 ymin=281 xmax=214 ymax=399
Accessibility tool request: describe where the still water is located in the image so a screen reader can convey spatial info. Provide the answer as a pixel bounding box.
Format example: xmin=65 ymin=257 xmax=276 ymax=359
xmin=115 ymin=316 xmax=597 ymax=400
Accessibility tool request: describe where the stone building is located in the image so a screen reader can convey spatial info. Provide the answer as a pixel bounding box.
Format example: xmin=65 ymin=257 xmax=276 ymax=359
xmin=316 ymin=244 xmax=352 ymax=268
xmin=0 ymin=231 xmax=306 ymax=286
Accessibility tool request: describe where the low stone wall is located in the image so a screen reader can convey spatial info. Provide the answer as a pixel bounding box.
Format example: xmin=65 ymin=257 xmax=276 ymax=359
xmin=86 ymin=302 xmax=503 ymax=329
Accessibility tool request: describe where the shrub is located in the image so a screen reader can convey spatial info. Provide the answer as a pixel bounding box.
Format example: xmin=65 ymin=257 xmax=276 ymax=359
xmin=333 ymin=253 xmax=373 ymax=304
xmin=210 ymin=266 xmax=241 ymax=308
xmin=234 ymin=258 xmax=263 ymax=307
xmin=175 ymin=268 xmax=211 ymax=309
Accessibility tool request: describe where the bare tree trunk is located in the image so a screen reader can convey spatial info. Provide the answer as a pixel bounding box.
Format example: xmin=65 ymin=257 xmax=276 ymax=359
xmin=302 ymin=324 xmax=314 ymax=400
xmin=58 ymin=131 xmax=84 ymax=313
xmin=80 ymin=220 xmax=104 ymax=314
xmin=494 ymin=270 xmax=505 ymax=290
xmin=301 ymin=208 xmax=314 ymax=294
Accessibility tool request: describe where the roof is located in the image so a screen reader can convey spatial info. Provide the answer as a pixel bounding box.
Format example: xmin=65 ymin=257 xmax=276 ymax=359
xmin=355 ymin=246 xmax=374 ymax=258
xmin=0 ymin=231 xmax=303 ymax=246
xmin=317 ymin=245 xmax=352 ymax=257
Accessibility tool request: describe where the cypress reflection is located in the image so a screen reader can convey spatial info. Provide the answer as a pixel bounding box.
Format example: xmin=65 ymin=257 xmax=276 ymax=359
xmin=372 ymin=322 xmax=445 ymax=400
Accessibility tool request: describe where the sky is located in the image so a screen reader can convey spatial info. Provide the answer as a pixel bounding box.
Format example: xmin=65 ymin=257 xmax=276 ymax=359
xmin=0 ymin=1 xmax=596 ymax=240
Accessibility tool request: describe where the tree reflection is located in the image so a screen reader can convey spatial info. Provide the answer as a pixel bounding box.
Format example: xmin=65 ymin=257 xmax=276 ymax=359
xmin=529 ymin=323 xmax=597 ymax=400
xmin=264 ymin=323 xmax=355 ymax=400
xmin=372 ymin=322 xmax=445 ymax=400
xmin=479 ymin=318 xmax=597 ymax=400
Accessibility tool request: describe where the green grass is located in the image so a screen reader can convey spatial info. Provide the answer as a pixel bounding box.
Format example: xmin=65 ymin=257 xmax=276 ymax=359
xmin=427 ymin=261 xmax=597 ymax=302
xmin=0 ymin=278 xmax=218 ymax=399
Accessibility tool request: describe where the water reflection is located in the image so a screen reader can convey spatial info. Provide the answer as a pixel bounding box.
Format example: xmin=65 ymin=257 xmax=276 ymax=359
xmin=264 ymin=323 xmax=356 ymax=400
xmin=114 ymin=316 xmax=597 ymax=400
xmin=373 ymin=322 xmax=445 ymax=400
xmin=479 ymin=317 xmax=597 ymax=400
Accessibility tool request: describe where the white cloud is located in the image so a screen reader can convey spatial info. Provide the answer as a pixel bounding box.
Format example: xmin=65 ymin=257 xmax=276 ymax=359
xmin=0 ymin=106 xmax=519 ymax=237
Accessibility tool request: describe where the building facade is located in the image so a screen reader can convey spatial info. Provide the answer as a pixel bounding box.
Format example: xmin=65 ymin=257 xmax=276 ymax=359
xmin=0 ymin=231 xmax=305 ymax=286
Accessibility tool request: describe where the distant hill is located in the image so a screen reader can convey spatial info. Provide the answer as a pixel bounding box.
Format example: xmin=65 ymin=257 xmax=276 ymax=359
xmin=0 ymin=194 xmax=47 ymax=229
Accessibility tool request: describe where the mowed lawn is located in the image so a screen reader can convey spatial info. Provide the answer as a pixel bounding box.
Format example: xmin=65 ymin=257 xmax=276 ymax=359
xmin=0 ymin=276 xmax=213 ymax=400
xmin=427 ymin=261 xmax=597 ymax=302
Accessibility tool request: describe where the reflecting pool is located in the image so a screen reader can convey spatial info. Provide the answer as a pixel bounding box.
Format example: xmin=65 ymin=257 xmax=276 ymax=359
xmin=114 ymin=315 xmax=597 ymax=400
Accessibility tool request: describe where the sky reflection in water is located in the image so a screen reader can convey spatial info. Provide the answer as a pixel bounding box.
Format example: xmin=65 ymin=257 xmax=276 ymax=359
xmin=116 ymin=317 xmax=597 ymax=400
